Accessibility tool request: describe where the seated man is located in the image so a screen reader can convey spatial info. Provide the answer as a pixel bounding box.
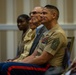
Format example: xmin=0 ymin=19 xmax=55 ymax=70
xmin=29 ymin=6 xmax=47 ymax=55
xmin=0 ymin=5 xmax=67 ymax=75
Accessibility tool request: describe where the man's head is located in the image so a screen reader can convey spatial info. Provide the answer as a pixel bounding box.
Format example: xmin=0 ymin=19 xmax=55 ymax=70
xmin=17 ymin=14 xmax=30 ymax=31
xmin=45 ymin=5 xmax=59 ymax=20
xmin=41 ymin=5 xmax=59 ymax=26
xmin=29 ymin=6 xmax=43 ymax=27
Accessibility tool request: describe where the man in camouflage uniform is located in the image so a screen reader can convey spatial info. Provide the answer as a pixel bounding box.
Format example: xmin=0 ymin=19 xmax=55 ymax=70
xmin=0 ymin=5 xmax=67 ymax=75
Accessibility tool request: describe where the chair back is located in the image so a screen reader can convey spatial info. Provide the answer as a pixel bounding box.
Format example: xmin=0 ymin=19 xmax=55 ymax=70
xmin=62 ymin=37 xmax=74 ymax=69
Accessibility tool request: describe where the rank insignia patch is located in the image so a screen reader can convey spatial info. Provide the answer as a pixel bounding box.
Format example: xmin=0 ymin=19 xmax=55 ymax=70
xmin=51 ymin=38 xmax=60 ymax=50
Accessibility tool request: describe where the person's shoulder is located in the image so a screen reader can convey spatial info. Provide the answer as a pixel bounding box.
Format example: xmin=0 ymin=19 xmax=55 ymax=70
xmin=55 ymin=24 xmax=66 ymax=35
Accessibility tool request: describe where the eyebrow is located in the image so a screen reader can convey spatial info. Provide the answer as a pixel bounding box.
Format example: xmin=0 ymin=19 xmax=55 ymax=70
xmin=29 ymin=11 xmax=42 ymax=15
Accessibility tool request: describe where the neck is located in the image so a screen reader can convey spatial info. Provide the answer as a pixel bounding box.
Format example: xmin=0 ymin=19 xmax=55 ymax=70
xmin=23 ymin=26 xmax=29 ymax=34
xmin=36 ymin=22 xmax=41 ymax=27
xmin=44 ymin=20 xmax=58 ymax=30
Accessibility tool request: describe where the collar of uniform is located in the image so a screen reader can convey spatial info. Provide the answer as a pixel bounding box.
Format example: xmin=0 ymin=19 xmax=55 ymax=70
xmin=48 ymin=24 xmax=59 ymax=32
xmin=43 ymin=24 xmax=59 ymax=36
xmin=24 ymin=29 xmax=35 ymax=41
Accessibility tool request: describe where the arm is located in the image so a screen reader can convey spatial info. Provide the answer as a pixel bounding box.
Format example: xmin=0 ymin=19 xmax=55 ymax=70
xmin=22 ymin=50 xmax=53 ymax=65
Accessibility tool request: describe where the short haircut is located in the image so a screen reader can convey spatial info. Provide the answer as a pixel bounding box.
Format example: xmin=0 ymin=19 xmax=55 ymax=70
xmin=44 ymin=5 xmax=59 ymax=20
xmin=17 ymin=14 xmax=30 ymax=23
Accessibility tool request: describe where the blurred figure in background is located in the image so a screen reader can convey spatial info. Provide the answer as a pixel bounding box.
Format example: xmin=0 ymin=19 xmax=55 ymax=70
xmin=17 ymin=14 xmax=30 ymax=56
xmin=29 ymin=6 xmax=47 ymax=55
xmin=7 ymin=14 xmax=30 ymax=61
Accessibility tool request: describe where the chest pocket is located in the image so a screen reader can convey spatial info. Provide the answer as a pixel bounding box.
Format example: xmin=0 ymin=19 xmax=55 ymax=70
xmin=38 ymin=31 xmax=55 ymax=53
xmin=38 ymin=35 xmax=49 ymax=51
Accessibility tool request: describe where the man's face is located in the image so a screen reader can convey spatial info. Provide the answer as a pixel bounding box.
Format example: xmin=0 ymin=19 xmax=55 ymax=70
xmin=29 ymin=19 xmax=37 ymax=30
xmin=41 ymin=8 xmax=54 ymax=24
xmin=29 ymin=7 xmax=42 ymax=26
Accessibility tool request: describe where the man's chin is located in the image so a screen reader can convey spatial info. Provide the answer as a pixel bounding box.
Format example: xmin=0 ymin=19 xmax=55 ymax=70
xmin=19 ymin=28 xmax=23 ymax=31
xmin=41 ymin=21 xmax=45 ymax=24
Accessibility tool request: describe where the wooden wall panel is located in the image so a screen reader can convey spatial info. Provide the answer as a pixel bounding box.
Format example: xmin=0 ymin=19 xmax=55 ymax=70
xmin=0 ymin=0 xmax=6 ymax=23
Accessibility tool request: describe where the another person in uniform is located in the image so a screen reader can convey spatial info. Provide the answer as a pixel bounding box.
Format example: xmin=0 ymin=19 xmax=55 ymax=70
xmin=16 ymin=14 xmax=30 ymax=56
xmin=7 ymin=14 xmax=30 ymax=61
xmin=0 ymin=5 xmax=67 ymax=75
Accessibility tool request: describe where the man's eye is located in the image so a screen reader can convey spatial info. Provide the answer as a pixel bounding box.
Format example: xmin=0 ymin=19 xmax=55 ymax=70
xmin=30 ymin=12 xmax=42 ymax=15
xmin=42 ymin=12 xmax=46 ymax=14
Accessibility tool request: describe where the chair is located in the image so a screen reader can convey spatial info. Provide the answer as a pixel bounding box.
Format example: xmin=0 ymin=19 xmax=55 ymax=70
xmin=67 ymin=37 xmax=75 ymax=54
xmin=62 ymin=37 xmax=75 ymax=74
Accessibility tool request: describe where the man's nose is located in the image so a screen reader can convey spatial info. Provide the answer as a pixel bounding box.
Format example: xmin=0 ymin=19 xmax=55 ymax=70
xmin=30 ymin=14 xmax=34 ymax=17
xmin=40 ymin=14 xmax=43 ymax=18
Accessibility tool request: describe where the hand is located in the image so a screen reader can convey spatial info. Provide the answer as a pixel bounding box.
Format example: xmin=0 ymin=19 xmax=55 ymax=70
xmin=5 ymin=59 xmax=13 ymax=62
xmin=21 ymin=55 xmax=35 ymax=63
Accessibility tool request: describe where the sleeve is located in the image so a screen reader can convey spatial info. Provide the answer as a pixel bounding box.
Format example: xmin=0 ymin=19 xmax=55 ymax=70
xmin=44 ymin=33 xmax=64 ymax=56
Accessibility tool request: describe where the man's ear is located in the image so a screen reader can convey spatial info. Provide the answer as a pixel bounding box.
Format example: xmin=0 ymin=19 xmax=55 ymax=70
xmin=52 ymin=12 xmax=57 ymax=19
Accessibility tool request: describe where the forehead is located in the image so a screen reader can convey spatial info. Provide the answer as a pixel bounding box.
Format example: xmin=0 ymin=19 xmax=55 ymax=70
xmin=32 ymin=7 xmax=42 ymax=12
xmin=42 ymin=8 xmax=51 ymax=12
xmin=17 ymin=17 xmax=26 ymax=22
